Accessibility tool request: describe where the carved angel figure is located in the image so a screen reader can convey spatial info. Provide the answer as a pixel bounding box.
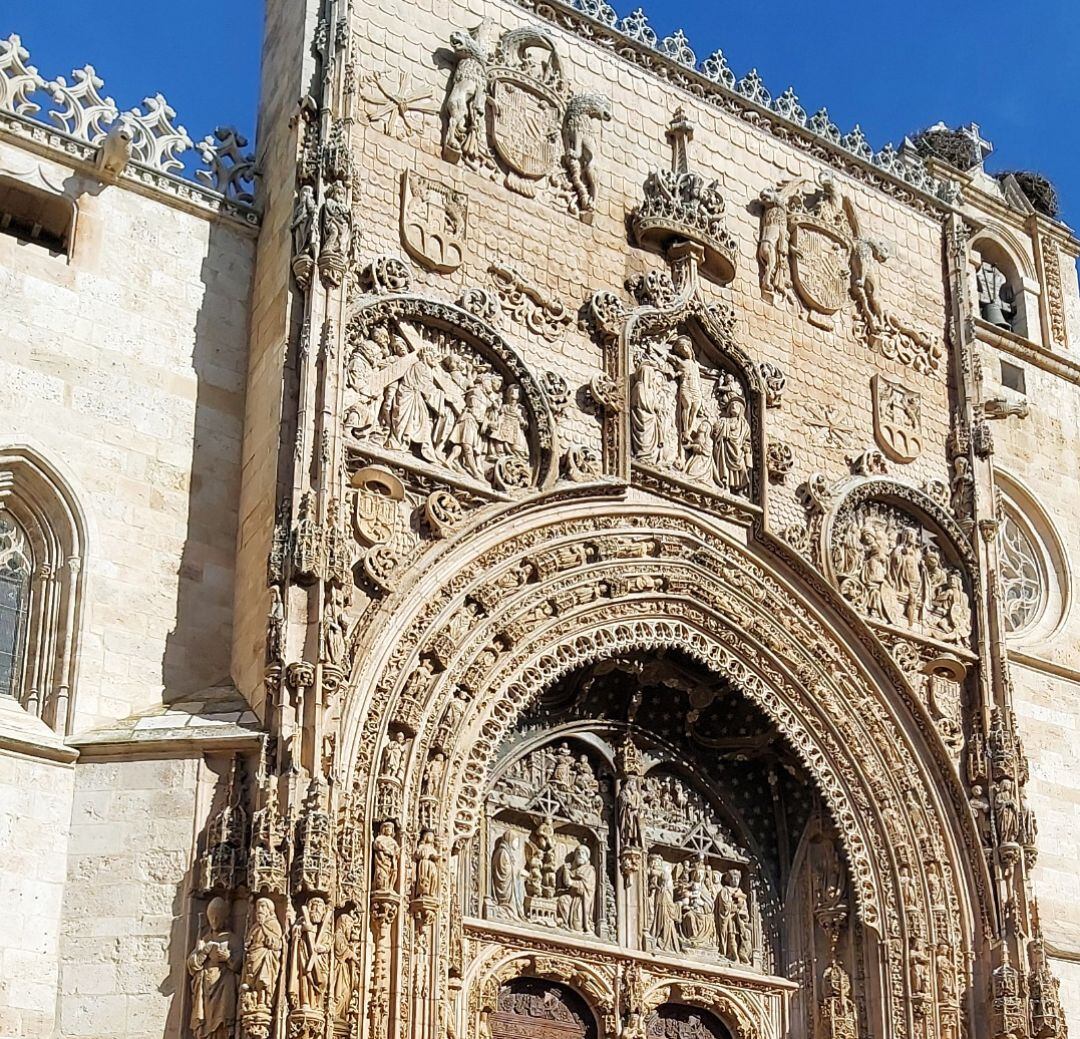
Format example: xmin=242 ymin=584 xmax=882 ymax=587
xmin=187 ymin=897 xmax=241 ymax=1039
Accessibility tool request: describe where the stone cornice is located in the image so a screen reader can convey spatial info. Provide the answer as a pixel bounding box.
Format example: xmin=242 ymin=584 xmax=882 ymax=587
xmin=507 ymin=0 xmax=959 ymax=216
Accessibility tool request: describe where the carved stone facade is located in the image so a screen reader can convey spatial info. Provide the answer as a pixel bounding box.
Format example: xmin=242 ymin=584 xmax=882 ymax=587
xmin=3 ymin=4 xmax=1080 ymax=1039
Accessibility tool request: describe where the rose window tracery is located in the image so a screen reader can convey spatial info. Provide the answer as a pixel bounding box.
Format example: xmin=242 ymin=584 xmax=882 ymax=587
xmin=998 ymin=510 xmax=1045 ymax=634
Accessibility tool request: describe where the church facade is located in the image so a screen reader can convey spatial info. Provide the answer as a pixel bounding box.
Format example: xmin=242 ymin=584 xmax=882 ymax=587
xmin=1 ymin=2 xmax=1080 ymax=1039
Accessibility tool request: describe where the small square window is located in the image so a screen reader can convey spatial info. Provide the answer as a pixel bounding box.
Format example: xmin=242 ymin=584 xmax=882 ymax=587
xmin=0 ymin=179 xmax=72 ymax=256
xmin=1001 ymin=360 xmax=1026 ymax=395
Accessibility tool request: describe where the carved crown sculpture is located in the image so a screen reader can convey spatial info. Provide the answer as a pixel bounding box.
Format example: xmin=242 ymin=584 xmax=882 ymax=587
xmin=631 ymin=109 xmax=737 ymax=284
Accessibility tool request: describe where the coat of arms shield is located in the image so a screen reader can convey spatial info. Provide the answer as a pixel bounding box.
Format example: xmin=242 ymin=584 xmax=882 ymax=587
xmin=489 ymin=76 xmax=562 ymax=184
xmin=790 ymin=220 xmax=852 ymax=321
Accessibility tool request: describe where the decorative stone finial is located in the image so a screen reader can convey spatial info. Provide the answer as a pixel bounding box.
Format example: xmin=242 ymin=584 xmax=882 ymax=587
xmin=630 ymin=109 xmax=736 ymax=283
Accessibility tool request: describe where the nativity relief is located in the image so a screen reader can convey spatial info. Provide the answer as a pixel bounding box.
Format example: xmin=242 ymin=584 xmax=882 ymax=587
xmin=830 ymin=502 xmax=973 ymax=646
xmin=343 ymin=300 xmax=555 ymax=497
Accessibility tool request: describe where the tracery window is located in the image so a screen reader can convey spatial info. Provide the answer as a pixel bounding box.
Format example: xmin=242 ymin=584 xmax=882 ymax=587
xmin=994 ymin=472 xmax=1067 ymax=644
xmin=0 ymin=513 xmax=32 ymax=698
xmin=0 ymin=447 xmax=86 ymax=732
xmin=999 ymin=511 xmax=1045 ymax=634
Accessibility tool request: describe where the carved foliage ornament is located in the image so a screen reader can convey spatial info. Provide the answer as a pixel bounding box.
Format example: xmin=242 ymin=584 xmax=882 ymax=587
xmin=757 ymin=173 xmax=942 ymax=373
xmin=442 ymin=25 xmax=611 ymax=214
xmin=343 ymin=295 xmax=557 ymax=498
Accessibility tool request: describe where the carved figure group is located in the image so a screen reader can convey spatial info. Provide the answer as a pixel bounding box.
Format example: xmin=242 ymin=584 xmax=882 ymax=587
xmin=442 ymin=25 xmax=610 ymax=213
xmin=833 ymin=504 xmax=972 ymax=644
xmin=630 ymin=337 xmax=752 ymax=496
xmin=756 ymin=173 xmax=942 ymax=373
xmin=645 ymin=855 xmax=752 ymax=962
xmin=345 ymin=319 xmax=532 ymax=491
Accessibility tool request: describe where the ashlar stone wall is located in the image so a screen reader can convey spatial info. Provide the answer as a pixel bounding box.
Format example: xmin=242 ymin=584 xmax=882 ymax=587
xmin=0 ymin=136 xmax=256 ymax=732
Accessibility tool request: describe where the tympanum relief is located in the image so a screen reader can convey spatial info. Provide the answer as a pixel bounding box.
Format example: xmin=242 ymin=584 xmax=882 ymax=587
xmin=469 ymin=657 xmax=826 ymax=980
xmin=831 ymin=502 xmax=973 ymax=646
xmin=343 ymin=300 xmax=554 ymax=499
xmin=442 ymin=25 xmax=611 ymax=215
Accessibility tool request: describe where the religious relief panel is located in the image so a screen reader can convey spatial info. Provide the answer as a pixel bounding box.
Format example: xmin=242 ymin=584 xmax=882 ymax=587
xmin=343 ymin=297 xmax=556 ymax=498
xmin=442 ymin=25 xmax=611 ymax=215
xmin=485 ymin=741 xmax=612 ymax=940
xmin=640 ymin=771 xmax=756 ymax=967
xmin=492 ymin=978 xmax=597 ymax=1039
xmin=630 ymin=336 xmax=753 ymax=499
xmin=479 ymin=725 xmax=767 ymax=972
xmin=830 ymin=502 xmax=973 ymax=647
xmin=645 ymin=1004 xmax=732 ymax=1039
xmin=757 ymin=173 xmax=943 ymax=374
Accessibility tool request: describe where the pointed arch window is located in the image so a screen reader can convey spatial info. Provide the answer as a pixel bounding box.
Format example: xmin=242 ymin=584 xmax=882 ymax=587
xmin=0 ymin=513 xmax=32 ymax=698
xmin=0 ymin=447 xmax=86 ymax=733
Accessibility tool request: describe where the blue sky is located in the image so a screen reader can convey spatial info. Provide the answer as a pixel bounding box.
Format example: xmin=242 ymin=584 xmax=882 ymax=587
xmin=6 ymin=0 xmax=1079 ymax=226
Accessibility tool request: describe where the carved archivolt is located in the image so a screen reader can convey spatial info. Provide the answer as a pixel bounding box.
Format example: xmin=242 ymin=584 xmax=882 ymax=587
xmin=339 ymin=502 xmax=988 ymax=1039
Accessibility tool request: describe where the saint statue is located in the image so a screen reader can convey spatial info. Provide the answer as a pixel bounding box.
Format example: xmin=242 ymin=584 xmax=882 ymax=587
xmin=631 ymin=362 xmax=665 ymax=465
xmin=331 ymin=909 xmax=358 ymax=1023
xmin=490 ymin=832 xmax=523 ymax=917
xmin=645 ymin=854 xmax=680 ymax=953
xmin=555 ymin=845 xmax=596 ymax=934
xmin=712 ymin=395 xmax=752 ymax=494
xmin=414 ymin=828 xmax=440 ymax=901
xmin=239 ymin=897 xmax=283 ymax=1021
xmin=187 ymin=896 xmax=241 ymax=1039
xmin=380 ymin=730 xmax=407 ymax=783
xmin=287 ymin=896 xmax=333 ymax=1011
xmin=372 ymin=821 xmax=401 ymax=892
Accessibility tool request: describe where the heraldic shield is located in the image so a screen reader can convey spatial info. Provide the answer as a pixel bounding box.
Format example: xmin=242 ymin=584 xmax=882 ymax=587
xmin=790 ymin=219 xmax=852 ymax=320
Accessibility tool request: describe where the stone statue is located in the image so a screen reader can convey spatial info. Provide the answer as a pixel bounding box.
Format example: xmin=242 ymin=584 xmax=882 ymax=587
xmin=678 ymin=856 xmax=715 ymax=947
xmin=491 ymin=831 xmax=523 ymax=917
xmin=890 ymin=527 xmax=926 ymax=626
xmin=372 ymin=821 xmax=401 ymax=892
xmin=446 ymin=383 xmax=490 ymax=482
xmin=934 ymin=571 xmax=972 ymax=642
xmin=670 ymin=337 xmax=703 ymax=444
xmin=617 ymin=772 xmax=644 ymax=848
xmin=380 ymin=730 xmax=407 ymax=783
xmin=331 ymin=908 xmax=358 ymax=1023
xmin=385 ymin=345 xmax=440 ymax=460
xmin=555 ymin=844 xmax=596 ymax=933
xmin=287 ymin=896 xmax=333 ymax=1011
xmin=319 ymin=181 xmax=351 ymax=261
xmin=732 ymin=882 xmax=753 ymax=964
xmin=712 ymin=395 xmax=752 ymax=494
xmin=239 ymin=897 xmax=283 ymax=1022
xmin=851 ymin=237 xmax=890 ymax=332
xmin=563 ymin=93 xmax=612 ymax=212
xmin=646 ymin=854 xmax=681 ymax=952
xmin=995 ymin=777 xmax=1020 ymax=845
xmin=631 ymin=361 xmax=668 ymax=465
xmin=290 ymin=184 xmax=319 ymax=275
xmin=187 ymin=896 xmax=241 ymax=1039
xmin=443 ymin=30 xmax=489 ymax=160
xmin=488 ymin=384 xmax=529 ymax=463
xmin=757 ymin=186 xmax=789 ymax=295
xmin=422 ymin=751 xmax=447 ymax=798
xmin=414 ymin=828 xmax=440 ymax=900
xmin=713 ymin=870 xmax=741 ymax=960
